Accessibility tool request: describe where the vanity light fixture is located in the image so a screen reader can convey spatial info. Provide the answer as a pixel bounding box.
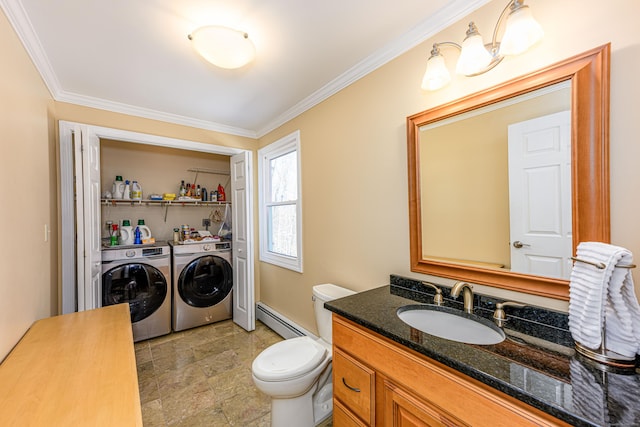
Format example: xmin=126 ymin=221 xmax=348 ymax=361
xmin=188 ymin=25 xmax=256 ymax=69
xmin=421 ymin=0 xmax=543 ymax=91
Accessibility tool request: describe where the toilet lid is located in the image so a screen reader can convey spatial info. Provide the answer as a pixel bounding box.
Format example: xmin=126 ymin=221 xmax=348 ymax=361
xmin=252 ymin=336 xmax=327 ymax=381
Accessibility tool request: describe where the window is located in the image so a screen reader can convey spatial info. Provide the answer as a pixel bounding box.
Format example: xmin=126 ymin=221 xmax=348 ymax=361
xmin=258 ymin=131 xmax=302 ymax=272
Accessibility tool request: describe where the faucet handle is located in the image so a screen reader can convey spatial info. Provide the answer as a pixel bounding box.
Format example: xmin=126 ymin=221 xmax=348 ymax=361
xmin=420 ymin=281 xmax=444 ymax=306
xmin=493 ymin=301 xmax=527 ymax=326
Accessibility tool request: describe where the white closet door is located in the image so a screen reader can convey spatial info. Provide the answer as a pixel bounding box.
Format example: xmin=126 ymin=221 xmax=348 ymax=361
xmin=231 ymin=151 xmax=255 ymax=331
xmin=75 ymin=127 xmax=102 ymax=311
xmin=72 ymin=125 xmax=86 ymax=311
xmin=83 ymin=131 xmax=102 ymax=310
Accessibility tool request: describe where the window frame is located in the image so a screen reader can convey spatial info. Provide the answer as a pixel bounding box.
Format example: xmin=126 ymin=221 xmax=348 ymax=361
xmin=258 ymin=130 xmax=303 ymax=272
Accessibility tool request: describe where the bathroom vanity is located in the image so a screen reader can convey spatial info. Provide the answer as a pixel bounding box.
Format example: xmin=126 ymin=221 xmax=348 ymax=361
xmin=326 ymin=279 xmax=640 ymax=427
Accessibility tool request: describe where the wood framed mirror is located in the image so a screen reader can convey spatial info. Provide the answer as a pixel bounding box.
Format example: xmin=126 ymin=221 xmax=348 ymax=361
xmin=407 ymin=44 xmax=610 ymax=300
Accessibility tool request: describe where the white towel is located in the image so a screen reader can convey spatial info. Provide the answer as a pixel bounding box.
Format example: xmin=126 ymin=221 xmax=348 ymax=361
xmin=568 ymin=242 xmax=640 ymax=357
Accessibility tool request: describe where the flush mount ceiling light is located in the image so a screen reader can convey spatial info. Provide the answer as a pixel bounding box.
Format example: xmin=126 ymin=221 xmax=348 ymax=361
xmin=188 ymin=25 xmax=256 ymax=69
xmin=421 ymin=0 xmax=543 ymax=91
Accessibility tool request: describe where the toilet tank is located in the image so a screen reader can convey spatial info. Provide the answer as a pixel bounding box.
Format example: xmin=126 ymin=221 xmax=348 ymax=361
xmin=313 ymin=284 xmax=356 ymax=344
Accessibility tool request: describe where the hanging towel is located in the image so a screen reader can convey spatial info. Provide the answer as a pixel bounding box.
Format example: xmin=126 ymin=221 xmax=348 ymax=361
xmin=568 ymin=242 xmax=640 ymax=357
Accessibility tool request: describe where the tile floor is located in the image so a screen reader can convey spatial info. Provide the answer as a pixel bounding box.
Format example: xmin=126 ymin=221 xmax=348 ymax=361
xmin=135 ymin=320 xmax=333 ymax=426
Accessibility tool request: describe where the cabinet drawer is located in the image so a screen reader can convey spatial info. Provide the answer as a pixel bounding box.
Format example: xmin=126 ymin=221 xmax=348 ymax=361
xmin=333 ymin=348 xmax=375 ymax=425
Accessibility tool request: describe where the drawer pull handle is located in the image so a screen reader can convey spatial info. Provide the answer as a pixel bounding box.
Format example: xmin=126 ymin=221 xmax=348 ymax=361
xmin=342 ymin=377 xmax=361 ymax=392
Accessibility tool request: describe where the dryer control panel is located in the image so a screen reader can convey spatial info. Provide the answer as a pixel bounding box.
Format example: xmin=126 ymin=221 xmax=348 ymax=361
xmin=209 ymin=242 xmax=231 ymax=251
xmin=142 ymin=247 xmax=165 ymax=256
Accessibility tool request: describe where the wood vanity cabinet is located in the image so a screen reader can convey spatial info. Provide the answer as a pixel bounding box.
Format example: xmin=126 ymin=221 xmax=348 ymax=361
xmin=332 ymin=315 xmax=570 ymax=427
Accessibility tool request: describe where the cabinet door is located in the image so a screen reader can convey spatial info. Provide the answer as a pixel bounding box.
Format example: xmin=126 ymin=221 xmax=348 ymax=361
xmin=383 ymin=380 xmax=469 ymax=427
xmin=334 ymin=399 xmax=369 ymax=427
xmin=333 ymin=348 xmax=375 ymax=425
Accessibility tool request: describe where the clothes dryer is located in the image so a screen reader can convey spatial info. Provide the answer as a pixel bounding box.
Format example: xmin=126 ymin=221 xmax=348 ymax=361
xmin=170 ymin=241 xmax=233 ymax=331
xmin=101 ymin=244 xmax=172 ymax=342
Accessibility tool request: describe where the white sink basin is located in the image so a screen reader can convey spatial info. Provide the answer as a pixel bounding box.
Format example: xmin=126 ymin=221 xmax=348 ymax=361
xmin=397 ymin=305 xmax=505 ymax=345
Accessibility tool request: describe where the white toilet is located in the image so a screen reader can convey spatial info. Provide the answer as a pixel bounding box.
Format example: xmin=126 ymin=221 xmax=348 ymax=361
xmin=252 ymin=284 xmax=356 ymax=426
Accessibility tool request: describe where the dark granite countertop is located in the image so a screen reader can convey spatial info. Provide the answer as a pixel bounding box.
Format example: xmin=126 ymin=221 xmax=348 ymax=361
xmin=325 ymin=277 xmax=640 ymax=427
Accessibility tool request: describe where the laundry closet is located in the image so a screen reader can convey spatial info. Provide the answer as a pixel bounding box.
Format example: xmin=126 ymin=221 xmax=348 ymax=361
xmin=59 ymin=122 xmax=254 ymax=336
xmin=99 ymin=138 xmax=234 ymax=341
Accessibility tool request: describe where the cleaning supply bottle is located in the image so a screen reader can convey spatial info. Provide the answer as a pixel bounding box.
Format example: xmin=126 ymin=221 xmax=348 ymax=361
xmin=112 ymin=176 xmax=124 ymax=199
xmin=134 ymin=226 xmax=142 ymax=245
xmin=120 ymin=220 xmax=134 ymax=245
xmin=136 ymin=219 xmax=152 ymax=241
xmin=110 ymin=223 xmax=119 ymax=246
xmin=123 ymin=180 xmax=131 ymax=200
xmin=217 ymin=183 xmax=226 ymax=201
xmin=131 ymin=180 xmax=142 ymax=200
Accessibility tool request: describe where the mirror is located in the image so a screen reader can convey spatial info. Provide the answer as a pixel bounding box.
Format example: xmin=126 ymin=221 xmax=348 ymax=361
xmin=407 ymin=44 xmax=610 ymax=300
xmin=420 ymin=82 xmax=572 ymax=280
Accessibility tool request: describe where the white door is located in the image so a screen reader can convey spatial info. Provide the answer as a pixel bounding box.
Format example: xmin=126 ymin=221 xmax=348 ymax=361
xmin=72 ymin=126 xmax=102 ymax=311
xmin=72 ymin=125 xmax=85 ymax=312
xmin=508 ymin=111 xmax=572 ymax=279
xmin=84 ymin=131 xmax=103 ymax=310
xmin=231 ymin=151 xmax=255 ymax=331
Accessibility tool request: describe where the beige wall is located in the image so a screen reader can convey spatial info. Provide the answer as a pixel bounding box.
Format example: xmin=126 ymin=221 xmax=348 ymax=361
xmin=0 ymin=9 xmax=57 ymax=359
xmin=258 ymin=0 xmax=640 ymax=334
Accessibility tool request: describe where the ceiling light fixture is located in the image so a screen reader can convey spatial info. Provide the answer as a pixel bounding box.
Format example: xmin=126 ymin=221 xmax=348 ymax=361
xmin=188 ymin=25 xmax=256 ymax=69
xmin=421 ymin=0 xmax=543 ymax=91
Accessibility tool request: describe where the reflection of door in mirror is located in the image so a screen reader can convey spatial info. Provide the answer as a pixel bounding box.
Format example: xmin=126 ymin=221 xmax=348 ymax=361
xmin=420 ymin=82 xmax=571 ymax=278
xmin=508 ymin=110 xmax=571 ymax=280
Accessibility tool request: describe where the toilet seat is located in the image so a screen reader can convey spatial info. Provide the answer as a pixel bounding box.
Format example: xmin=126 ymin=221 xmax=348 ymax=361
xmin=252 ymin=336 xmax=328 ymax=382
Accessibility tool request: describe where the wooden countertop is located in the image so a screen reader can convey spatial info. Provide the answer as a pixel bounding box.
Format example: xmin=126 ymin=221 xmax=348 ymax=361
xmin=0 ymin=304 xmax=142 ymax=426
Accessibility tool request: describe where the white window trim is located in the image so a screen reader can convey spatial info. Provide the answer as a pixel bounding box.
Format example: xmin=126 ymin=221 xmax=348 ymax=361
xmin=258 ymin=130 xmax=303 ymax=272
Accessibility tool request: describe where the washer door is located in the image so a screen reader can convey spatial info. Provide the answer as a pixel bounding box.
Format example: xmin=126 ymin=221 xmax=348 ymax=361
xmin=178 ymin=255 xmax=233 ymax=308
xmin=102 ymin=263 xmax=168 ymax=322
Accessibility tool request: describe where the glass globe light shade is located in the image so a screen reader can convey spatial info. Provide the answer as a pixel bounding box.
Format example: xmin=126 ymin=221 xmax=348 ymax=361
xmin=421 ymin=53 xmax=451 ymax=91
xmin=500 ymin=5 xmax=544 ymax=56
xmin=189 ymin=26 xmax=256 ymax=69
xmin=455 ymin=31 xmax=492 ymax=75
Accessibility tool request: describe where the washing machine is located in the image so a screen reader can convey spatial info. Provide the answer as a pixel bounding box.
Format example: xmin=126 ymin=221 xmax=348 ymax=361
xmin=170 ymin=241 xmax=233 ymax=332
xmin=101 ymin=244 xmax=172 ymax=342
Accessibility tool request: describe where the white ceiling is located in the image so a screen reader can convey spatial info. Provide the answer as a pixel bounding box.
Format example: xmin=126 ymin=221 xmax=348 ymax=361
xmin=1 ymin=0 xmax=490 ymax=137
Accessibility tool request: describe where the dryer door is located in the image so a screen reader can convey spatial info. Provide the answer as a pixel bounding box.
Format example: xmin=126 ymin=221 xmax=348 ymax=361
xmin=178 ymin=255 xmax=233 ymax=307
xmin=102 ymin=263 xmax=168 ymax=322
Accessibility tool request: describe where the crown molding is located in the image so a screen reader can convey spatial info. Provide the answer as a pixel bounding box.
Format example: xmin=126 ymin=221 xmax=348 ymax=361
xmin=56 ymin=90 xmax=258 ymax=138
xmin=0 ymin=0 xmax=62 ymax=97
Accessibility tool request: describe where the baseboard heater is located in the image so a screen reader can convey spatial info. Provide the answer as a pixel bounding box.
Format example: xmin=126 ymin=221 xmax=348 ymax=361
xmin=256 ymin=302 xmax=316 ymax=340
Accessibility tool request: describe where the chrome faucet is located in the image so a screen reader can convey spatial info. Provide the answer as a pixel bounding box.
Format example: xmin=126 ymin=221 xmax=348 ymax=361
xmin=450 ymin=281 xmax=474 ymax=314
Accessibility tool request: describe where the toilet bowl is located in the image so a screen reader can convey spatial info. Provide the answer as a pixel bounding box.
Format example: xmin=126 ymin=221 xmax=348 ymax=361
xmin=252 ymin=284 xmax=356 ymax=427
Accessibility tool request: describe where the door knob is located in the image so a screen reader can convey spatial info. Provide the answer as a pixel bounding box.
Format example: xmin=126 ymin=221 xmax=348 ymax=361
xmin=513 ymin=241 xmax=531 ymax=249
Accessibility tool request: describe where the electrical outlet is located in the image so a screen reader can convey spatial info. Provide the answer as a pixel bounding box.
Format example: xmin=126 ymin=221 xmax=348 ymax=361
xmin=202 ymin=218 xmax=211 ymax=227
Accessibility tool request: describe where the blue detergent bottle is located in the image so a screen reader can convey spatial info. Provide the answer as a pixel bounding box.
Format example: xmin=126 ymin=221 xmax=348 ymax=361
xmin=134 ymin=226 xmax=142 ymax=244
